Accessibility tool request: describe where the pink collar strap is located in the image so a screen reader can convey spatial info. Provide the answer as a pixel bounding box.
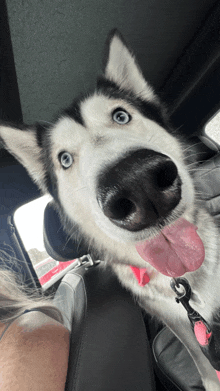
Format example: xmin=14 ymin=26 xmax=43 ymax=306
xmin=130 ymin=266 xmax=150 ymax=286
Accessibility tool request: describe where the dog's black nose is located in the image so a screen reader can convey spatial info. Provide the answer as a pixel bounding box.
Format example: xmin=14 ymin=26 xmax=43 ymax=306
xmin=97 ymin=149 xmax=181 ymax=231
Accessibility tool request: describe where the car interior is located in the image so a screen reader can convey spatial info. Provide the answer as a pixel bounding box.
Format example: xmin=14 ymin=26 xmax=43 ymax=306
xmin=1 ymin=0 xmax=220 ymax=389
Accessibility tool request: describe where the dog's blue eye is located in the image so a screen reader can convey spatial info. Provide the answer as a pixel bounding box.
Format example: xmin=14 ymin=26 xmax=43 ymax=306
xmin=59 ymin=152 xmax=73 ymax=169
xmin=112 ymin=109 xmax=131 ymax=125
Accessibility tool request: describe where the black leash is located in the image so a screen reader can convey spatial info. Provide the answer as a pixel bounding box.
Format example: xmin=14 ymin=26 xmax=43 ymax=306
xmin=170 ymin=277 xmax=220 ymax=371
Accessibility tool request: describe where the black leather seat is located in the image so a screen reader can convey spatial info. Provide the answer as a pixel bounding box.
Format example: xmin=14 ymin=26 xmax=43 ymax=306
xmin=44 ymin=203 xmax=157 ymax=390
xmin=153 ymin=327 xmax=205 ymax=391
xmin=54 ymin=263 xmax=157 ymax=391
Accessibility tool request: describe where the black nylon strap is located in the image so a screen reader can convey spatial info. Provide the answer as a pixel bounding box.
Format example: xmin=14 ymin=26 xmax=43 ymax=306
xmin=171 ymin=277 xmax=220 ymax=370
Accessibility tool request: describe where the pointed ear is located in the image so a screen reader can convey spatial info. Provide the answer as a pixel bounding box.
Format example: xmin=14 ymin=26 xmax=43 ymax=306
xmin=103 ymin=30 xmax=158 ymax=103
xmin=0 ymin=124 xmax=46 ymax=191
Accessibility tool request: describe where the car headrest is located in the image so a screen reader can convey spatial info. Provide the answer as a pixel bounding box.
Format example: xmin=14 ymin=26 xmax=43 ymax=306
xmin=43 ymin=202 xmax=88 ymax=261
xmin=43 ymin=153 xmax=220 ymax=262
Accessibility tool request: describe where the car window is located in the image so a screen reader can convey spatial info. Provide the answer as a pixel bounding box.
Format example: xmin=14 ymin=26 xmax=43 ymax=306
xmin=204 ymin=110 xmax=220 ymax=145
xmin=14 ymin=195 xmax=76 ymax=288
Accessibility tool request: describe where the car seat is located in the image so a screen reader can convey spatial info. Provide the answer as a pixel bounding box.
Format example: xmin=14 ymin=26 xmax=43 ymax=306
xmin=44 ymin=203 xmax=157 ymax=391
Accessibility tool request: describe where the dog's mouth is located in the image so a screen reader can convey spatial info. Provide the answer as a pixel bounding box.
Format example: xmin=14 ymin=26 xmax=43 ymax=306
xmin=135 ymin=218 xmax=205 ymax=277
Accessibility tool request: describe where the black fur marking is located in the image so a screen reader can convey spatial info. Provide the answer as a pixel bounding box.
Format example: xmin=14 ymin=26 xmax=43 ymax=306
xmin=97 ymin=77 xmax=119 ymax=94
xmin=97 ymin=76 xmax=169 ymax=129
xmin=42 ymin=159 xmax=59 ymax=201
xmin=35 ymin=123 xmax=58 ymax=196
xmin=44 ymin=173 xmax=52 ymax=195
xmin=34 ymin=124 xmax=59 ymax=199
xmin=64 ymin=99 xmax=85 ymax=126
xmin=42 ymin=142 xmax=59 ymax=200
xmin=36 ymin=123 xmax=50 ymax=148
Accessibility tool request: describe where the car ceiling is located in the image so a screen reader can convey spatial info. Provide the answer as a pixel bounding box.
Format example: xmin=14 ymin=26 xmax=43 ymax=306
xmin=0 ymin=0 xmax=219 ymax=214
xmin=6 ymin=0 xmax=218 ymax=124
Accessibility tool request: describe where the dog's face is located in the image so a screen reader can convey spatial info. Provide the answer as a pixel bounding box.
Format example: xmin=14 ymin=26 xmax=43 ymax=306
xmin=0 ymin=30 xmax=195 ymax=262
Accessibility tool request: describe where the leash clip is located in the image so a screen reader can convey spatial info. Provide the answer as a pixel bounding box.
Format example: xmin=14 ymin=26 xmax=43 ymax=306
xmin=170 ymin=277 xmax=193 ymax=314
xmin=170 ymin=277 xmax=211 ymax=333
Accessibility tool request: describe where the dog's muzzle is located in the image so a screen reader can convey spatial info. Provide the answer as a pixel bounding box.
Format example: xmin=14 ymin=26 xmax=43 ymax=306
xmin=97 ymin=149 xmax=182 ymax=231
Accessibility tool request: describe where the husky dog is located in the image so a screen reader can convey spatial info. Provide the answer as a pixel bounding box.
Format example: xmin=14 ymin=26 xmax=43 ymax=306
xmin=1 ymin=30 xmax=220 ymax=390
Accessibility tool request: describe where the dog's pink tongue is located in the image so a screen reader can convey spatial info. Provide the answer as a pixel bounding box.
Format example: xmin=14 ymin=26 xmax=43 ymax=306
xmin=136 ymin=218 xmax=205 ymax=277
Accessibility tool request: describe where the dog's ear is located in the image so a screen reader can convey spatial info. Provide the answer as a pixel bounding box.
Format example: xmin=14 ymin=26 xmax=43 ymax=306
xmin=103 ymin=29 xmax=158 ymax=103
xmin=0 ymin=124 xmax=46 ymax=191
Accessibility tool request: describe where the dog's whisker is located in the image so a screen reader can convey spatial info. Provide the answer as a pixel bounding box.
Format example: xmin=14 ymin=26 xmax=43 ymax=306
xmin=39 ymin=120 xmax=54 ymax=126
xmin=186 ymin=160 xmax=207 ymax=167
xmin=182 ymin=143 xmax=202 ymax=152
xmin=187 ymin=167 xmax=211 ymax=172
xmin=63 ymin=228 xmax=78 ymax=250
xmin=194 ymin=190 xmax=206 ymax=196
xmin=74 ymin=186 xmax=87 ymax=193
xmin=186 ymin=153 xmax=206 ymax=160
